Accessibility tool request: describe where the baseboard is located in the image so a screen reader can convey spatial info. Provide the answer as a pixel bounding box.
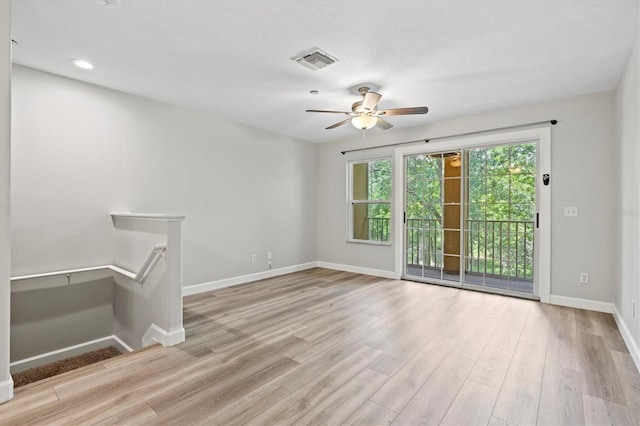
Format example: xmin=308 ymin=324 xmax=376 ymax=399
xmin=0 ymin=378 xmax=13 ymax=404
xmin=315 ymin=261 xmax=397 ymax=280
xmin=142 ymin=324 xmax=185 ymax=348
xmin=548 ymin=295 xmax=614 ymax=313
xmin=9 ymin=335 xmax=132 ymax=374
xmin=182 ymin=262 xmax=318 ymax=296
xmin=612 ymin=304 xmax=640 ymax=374
xmin=111 ymin=335 xmax=134 ymax=354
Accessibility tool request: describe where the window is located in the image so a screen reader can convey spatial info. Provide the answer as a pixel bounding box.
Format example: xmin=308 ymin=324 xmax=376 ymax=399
xmin=348 ymin=158 xmax=392 ymax=243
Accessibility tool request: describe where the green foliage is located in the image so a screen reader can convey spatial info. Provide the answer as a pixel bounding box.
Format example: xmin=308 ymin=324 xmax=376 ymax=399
xmin=366 ymin=160 xmax=392 ymax=200
xmin=404 ymin=143 xmax=537 ymax=279
xmin=363 ymin=159 xmax=392 ymax=226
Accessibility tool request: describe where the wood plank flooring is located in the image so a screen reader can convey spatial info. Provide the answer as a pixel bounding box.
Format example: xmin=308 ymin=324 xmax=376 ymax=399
xmin=1 ymin=268 xmax=639 ymax=425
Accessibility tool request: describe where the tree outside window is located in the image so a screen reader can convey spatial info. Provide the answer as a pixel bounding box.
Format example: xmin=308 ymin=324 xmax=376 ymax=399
xmin=349 ymin=159 xmax=392 ymax=243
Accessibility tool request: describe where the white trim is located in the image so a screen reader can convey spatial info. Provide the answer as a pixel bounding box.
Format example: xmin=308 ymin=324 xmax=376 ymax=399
xmin=141 ymin=324 xmax=185 ymax=347
xmin=9 ymin=335 xmax=133 ymax=374
xmin=0 ymin=378 xmax=13 ymax=404
xmin=612 ymin=304 xmax=640 ymax=374
xmin=110 ymin=212 xmax=186 ymax=221
xmin=111 ymin=335 xmax=135 ymax=353
xmin=548 ymin=295 xmax=614 ymax=313
xmin=316 ymin=261 xmax=397 ymax=280
xmin=346 ymin=239 xmax=392 ymax=247
xmin=393 ymin=127 xmax=552 ymax=299
xmin=182 ymin=262 xmax=318 ymax=296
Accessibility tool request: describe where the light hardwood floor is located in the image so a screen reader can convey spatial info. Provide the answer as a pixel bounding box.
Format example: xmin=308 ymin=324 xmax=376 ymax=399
xmin=1 ymin=268 xmax=639 ymax=425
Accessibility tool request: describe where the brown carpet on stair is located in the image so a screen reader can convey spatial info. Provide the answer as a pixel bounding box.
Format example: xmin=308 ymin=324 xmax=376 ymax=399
xmin=12 ymin=346 xmax=122 ymax=388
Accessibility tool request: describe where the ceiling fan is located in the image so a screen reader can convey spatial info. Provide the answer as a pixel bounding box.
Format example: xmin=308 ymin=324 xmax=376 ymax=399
xmin=306 ymin=86 xmax=429 ymax=130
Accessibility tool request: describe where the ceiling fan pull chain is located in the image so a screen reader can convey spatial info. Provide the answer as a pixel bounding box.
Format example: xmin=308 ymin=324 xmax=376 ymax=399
xmin=362 ymin=128 xmax=366 ymax=159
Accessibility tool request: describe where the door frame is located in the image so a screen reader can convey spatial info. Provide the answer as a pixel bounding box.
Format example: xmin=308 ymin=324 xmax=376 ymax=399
xmin=393 ymin=127 xmax=551 ymax=303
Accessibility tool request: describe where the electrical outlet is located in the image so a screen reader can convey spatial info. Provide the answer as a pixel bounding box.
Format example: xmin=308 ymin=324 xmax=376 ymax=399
xmin=251 ymin=254 xmax=257 ymax=263
xmin=564 ymin=207 xmax=578 ymax=217
xmin=579 ymin=272 xmax=589 ymax=284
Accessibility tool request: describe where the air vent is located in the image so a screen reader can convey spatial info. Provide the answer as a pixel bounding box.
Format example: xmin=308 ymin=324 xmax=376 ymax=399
xmin=292 ymin=48 xmax=339 ymax=71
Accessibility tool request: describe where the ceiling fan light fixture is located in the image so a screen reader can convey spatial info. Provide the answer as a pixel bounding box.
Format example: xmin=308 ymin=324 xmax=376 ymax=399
xmin=351 ymin=114 xmax=377 ymax=130
xmin=71 ymin=59 xmax=94 ymax=70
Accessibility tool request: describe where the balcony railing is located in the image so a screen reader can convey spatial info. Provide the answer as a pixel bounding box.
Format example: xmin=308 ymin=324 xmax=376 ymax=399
xmin=466 ymin=219 xmax=534 ymax=279
xmin=365 ymin=217 xmax=391 ymax=242
xmin=368 ymin=217 xmax=534 ymax=279
xmin=406 ymin=218 xmax=441 ymax=267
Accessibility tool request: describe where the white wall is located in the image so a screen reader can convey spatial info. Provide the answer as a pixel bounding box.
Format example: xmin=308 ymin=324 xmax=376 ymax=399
xmin=11 ymin=65 xmax=317 ymax=287
xmin=317 ymin=92 xmax=617 ymax=303
xmin=0 ymin=0 xmax=13 ymax=404
xmin=615 ymin=33 xmax=640 ymax=359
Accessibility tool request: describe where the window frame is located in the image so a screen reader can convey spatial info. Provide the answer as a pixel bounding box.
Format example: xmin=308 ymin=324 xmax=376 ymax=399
xmin=346 ymin=157 xmax=393 ymax=245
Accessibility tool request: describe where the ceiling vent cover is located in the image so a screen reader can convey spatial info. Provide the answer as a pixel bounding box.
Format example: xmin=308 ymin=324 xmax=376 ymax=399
xmin=292 ymin=48 xmax=339 ymax=71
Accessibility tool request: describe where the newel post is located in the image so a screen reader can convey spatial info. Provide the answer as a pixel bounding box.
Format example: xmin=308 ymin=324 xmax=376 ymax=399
xmin=166 ymin=218 xmax=185 ymax=344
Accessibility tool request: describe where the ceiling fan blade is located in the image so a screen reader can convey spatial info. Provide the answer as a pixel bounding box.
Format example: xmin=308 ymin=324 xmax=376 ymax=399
xmin=362 ymin=92 xmax=382 ymax=111
xmin=376 ymin=117 xmax=394 ymax=130
xmin=306 ymin=109 xmax=351 ymax=114
xmin=378 ymin=106 xmax=429 ymax=116
xmin=326 ymin=118 xmax=352 ymax=129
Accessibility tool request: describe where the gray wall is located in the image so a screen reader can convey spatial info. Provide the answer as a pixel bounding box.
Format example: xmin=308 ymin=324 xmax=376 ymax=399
xmin=10 ymin=278 xmax=114 ymax=361
xmin=11 ymin=65 xmax=317 ymax=287
xmin=317 ymin=92 xmax=618 ymax=303
xmin=615 ymin=34 xmax=640 ymax=351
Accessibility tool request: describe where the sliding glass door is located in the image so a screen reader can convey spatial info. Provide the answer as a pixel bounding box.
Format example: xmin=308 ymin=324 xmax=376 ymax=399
xmin=404 ymin=141 xmax=537 ymax=297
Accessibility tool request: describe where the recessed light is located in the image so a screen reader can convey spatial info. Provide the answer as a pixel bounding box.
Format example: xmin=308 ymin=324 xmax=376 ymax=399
xmin=71 ymin=59 xmax=94 ymax=70
xmin=310 ymin=90 xmax=319 ymax=95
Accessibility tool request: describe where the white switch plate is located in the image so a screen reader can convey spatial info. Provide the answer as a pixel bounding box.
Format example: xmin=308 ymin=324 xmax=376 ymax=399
xmin=564 ymin=207 xmax=578 ymax=217
xmin=251 ymin=254 xmax=257 ymax=263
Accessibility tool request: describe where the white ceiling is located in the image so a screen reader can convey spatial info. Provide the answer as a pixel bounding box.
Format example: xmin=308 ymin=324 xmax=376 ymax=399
xmin=10 ymin=0 xmax=640 ymax=143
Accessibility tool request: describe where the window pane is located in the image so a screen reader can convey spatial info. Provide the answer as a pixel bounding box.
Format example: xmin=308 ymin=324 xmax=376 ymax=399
xmin=467 ymin=148 xmax=485 ymax=176
xmin=485 ymin=145 xmax=511 ymax=175
xmin=352 ymin=202 xmax=390 ymax=242
xmin=350 ymin=158 xmax=392 ymax=244
xmin=353 ymin=159 xmax=391 ymax=201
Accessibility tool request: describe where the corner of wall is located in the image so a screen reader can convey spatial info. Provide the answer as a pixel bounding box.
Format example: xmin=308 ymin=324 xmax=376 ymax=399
xmin=613 ymin=29 xmax=640 ymax=374
xmin=0 ymin=0 xmax=12 ymax=405
xmin=613 ymin=305 xmax=640 ymax=373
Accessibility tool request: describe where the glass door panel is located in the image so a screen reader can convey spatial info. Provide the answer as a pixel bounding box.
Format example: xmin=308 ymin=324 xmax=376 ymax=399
xmin=404 ymin=142 xmax=537 ymax=297
xmin=463 ymin=143 xmax=536 ymax=294
xmin=405 ymin=152 xmax=462 ymax=284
